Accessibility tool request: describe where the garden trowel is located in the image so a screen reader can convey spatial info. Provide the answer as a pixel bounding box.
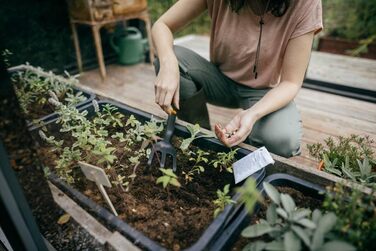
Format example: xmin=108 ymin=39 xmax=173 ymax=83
xmin=147 ymin=108 xmax=177 ymax=171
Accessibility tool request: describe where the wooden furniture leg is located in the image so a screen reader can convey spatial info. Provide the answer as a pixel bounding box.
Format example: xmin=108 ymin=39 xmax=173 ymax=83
xmin=70 ymin=20 xmax=83 ymax=73
xmin=144 ymin=15 xmax=155 ymax=64
xmin=92 ymin=25 xmax=106 ymax=79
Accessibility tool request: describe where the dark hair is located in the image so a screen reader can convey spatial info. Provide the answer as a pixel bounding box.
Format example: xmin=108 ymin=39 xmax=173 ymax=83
xmin=226 ymin=0 xmax=291 ymax=17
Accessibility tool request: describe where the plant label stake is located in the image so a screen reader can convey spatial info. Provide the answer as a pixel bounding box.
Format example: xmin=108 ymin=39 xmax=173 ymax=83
xmin=78 ymin=161 xmax=118 ymax=216
xmin=233 ymin=147 xmax=274 ymax=184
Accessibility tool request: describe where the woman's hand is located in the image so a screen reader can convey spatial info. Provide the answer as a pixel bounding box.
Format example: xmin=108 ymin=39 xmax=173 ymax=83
xmin=154 ymin=56 xmax=180 ymax=114
xmin=215 ymin=109 xmax=258 ymax=147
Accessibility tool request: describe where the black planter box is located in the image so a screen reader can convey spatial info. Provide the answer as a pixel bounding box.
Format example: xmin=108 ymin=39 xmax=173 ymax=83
xmin=32 ymin=100 xmax=268 ymax=251
xmin=210 ymin=173 xmax=325 ymax=251
xmin=7 ymin=65 xmax=95 ymax=129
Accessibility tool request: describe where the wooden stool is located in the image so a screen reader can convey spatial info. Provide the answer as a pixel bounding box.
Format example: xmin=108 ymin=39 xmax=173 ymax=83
xmin=67 ymin=0 xmax=154 ymax=79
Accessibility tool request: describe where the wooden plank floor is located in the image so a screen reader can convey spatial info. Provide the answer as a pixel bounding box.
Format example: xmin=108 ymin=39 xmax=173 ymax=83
xmin=76 ymin=62 xmax=376 ymax=169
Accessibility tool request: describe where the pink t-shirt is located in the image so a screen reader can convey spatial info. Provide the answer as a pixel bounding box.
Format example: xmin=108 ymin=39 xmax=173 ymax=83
xmin=207 ymin=0 xmax=323 ymax=88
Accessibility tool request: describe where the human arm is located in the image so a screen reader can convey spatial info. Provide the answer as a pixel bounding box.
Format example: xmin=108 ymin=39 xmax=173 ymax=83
xmin=216 ymin=31 xmax=315 ymax=146
xmin=152 ymin=0 xmax=207 ymax=113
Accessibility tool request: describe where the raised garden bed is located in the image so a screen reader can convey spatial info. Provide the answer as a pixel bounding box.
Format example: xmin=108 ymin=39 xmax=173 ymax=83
xmin=31 ymin=100 xmax=266 ymax=250
xmin=210 ymin=174 xmax=325 ymax=251
xmin=8 ymin=65 xmax=95 ymax=128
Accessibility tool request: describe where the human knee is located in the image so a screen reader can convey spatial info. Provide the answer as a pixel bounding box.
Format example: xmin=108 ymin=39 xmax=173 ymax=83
xmin=271 ymin=134 xmax=301 ymax=158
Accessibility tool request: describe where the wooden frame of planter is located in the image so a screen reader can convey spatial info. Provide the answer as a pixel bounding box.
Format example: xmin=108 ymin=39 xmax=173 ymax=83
xmin=7 ymin=64 xmax=95 ymax=128
xmin=30 ymin=100 xmax=267 ymax=251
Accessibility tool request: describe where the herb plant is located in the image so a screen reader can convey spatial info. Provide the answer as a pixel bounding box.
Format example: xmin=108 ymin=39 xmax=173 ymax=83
xmin=156 ymin=168 xmax=181 ymax=189
xmin=12 ymin=65 xmax=86 ymax=121
xmin=241 ymin=182 xmax=355 ymax=251
xmin=211 ymin=148 xmax=239 ymax=173
xmin=213 ymin=184 xmax=235 ymax=218
xmin=308 ymin=135 xmax=376 ymax=185
xmin=183 ymin=149 xmax=209 ymax=183
xmin=237 ymin=177 xmax=261 ymax=213
xmin=179 ymin=123 xmax=215 ymax=152
xmin=323 ymin=183 xmax=376 ymax=250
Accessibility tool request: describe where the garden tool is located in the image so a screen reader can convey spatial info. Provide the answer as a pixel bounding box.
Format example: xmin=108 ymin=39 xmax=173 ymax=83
xmin=110 ymin=27 xmax=148 ymax=65
xmin=147 ymin=109 xmax=177 ymax=171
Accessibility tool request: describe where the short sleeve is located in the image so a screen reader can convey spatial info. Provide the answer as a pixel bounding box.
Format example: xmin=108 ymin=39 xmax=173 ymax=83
xmin=290 ymin=0 xmax=323 ymax=39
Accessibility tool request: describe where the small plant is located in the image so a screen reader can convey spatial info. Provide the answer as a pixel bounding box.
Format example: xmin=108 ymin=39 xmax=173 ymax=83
xmin=183 ymin=149 xmax=209 ymax=183
xmin=241 ymin=182 xmax=355 ymax=251
xmin=213 ymin=184 xmax=235 ymax=218
xmin=156 ymin=168 xmax=181 ymax=201
xmin=12 ymin=65 xmax=86 ymax=121
xmin=179 ymin=123 xmax=215 ymax=152
xmin=323 ymin=183 xmax=376 ymax=250
xmin=308 ymin=135 xmax=376 ymax=185
xmin=236 ymin=177 xmax=261 ymax=213
xmin=156 ymin=168 xmax=181 ymax=189
xmin=211 ymin=148 xmax=239 ymax=173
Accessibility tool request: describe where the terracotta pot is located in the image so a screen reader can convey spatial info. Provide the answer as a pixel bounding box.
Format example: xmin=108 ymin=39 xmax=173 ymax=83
xmin=318 ymin=36 xmax=376 ymax=59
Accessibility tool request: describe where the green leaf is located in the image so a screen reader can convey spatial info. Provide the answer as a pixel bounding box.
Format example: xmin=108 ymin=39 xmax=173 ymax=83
xmin=291 ymin=225 xmax=310 ymax=247
xmin=266 ymin=204 xmax=277 ymax=225
xmin=156 ymin=176 xmax=169 ymax=188
xmin=311 ymin=213 xmax=337 ymax=250
xmin=319 ymin=240 xmax=356 ymax=251
xmin=292 ymin=208 xmax=311 ymax=221
xmin=263 ymin=182 xmax=280 ymax=205
xmin=243 ymin=241 xmax=267 ymax=251
xmin=169 ymin=178 xmax=181 ymax=187
xmin=264 ymin=240 xmax=285 ymax=251
xmin=159 ymin=168 xmax=177 ymax=178
xmin=325 ymin=167 xmax=342 ymax=176
xmin=317 ymin=212 xmax=337 ymax=234
xmin=276 ymin=207 xmax=288 ymax=219
xmin=297 ymin=218 xmax=316 ymax=229
xmin=312 ymin=209 xmax=322 ymax=224
xmin=241 ymin=222 xmax=274 ymax=238
xmin=280 ymin=194 xmax=296 ymax=213
xmin=180 ymin=138 xmax=194 ymax=151
xmin=284 ymin=231 xmax=301 ymax=251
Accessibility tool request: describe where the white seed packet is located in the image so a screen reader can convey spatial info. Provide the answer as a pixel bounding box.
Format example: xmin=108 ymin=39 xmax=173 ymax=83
xmin=233 ymin=147 xmax=274 ymax=184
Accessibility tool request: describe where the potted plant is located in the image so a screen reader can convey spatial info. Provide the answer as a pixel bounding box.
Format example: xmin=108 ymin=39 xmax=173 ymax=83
xmin=211 ymin=174 xmax=365 ymax=251
xmin=32 ymin=95 xmax=266 ymax=250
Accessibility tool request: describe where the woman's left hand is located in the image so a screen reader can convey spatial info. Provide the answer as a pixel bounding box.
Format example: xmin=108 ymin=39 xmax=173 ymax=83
xmin=215 ymin=109 xmax=258 ymax=147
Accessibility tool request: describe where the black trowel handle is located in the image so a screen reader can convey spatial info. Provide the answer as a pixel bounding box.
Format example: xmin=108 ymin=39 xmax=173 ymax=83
xmin=164 ymin=113 xmax=176 ymax=143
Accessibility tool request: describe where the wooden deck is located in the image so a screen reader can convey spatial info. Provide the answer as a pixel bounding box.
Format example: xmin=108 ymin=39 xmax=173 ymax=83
xmin=76 ymin=36 xmax=376 ymax=169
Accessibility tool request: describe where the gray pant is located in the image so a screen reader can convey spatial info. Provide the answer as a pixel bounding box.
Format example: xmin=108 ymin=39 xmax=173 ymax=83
xmin=154 ymin=46 xmax=302 ymax=157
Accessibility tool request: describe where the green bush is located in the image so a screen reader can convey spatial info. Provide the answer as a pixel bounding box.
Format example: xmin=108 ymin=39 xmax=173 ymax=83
xmin=148 ymin=0 xmax=211 ymax=37
xmin=323 ymin=0 xmax=376 ymax=40
xmin=323 ymin=183 xmax=376 ymax=251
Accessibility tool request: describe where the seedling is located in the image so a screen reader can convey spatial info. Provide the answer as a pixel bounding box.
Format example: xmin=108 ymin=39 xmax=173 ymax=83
xmin=179 ymin=123 xmax=215 ymax=152
xmin=211 ymin=148 xmax=239 ymax=173
xmin=213 ymin=184 xmax=235 ymax=218
xmin=156 ymin=168 xmax=181 ymax=189
xmin=236 ymin=177 xmax=261 ymax=213
xmin=183 ymin=149 xmax=209 ymax=183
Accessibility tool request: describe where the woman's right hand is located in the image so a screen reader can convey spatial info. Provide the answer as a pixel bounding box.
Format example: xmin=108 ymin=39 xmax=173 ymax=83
xmin=154 ymin=56 xmax=180 ymax=114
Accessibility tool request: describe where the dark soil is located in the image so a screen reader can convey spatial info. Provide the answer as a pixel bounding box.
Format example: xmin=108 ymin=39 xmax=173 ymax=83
xmin=0 ymin=95 xmax=105 ymax=250
xmin=231 ymin=187 xmax=323 ymax=251
xmin=35 ymin=109 xmax=236 ymax=250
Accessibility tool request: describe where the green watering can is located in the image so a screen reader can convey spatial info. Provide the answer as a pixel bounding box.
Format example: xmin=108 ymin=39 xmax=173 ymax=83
xmin=110 ymin=27 xmax=148 ymax=65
